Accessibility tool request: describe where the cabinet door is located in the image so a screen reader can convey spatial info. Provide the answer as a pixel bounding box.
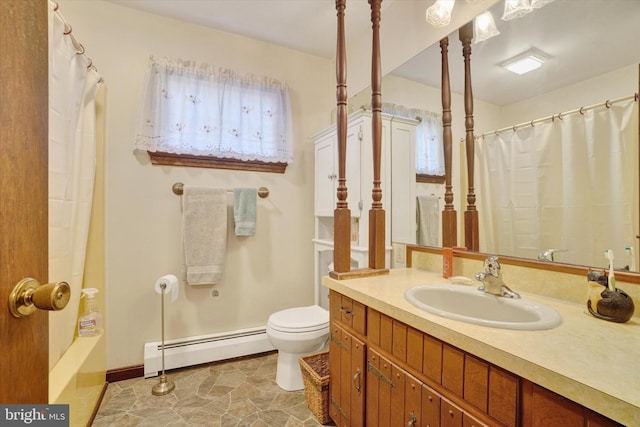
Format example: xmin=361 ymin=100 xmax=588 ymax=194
xmin=315 ymin=135 xmax=336 ymax=216
xmin=441 ymin=398 xmax=464 ymax=427
xmin=390 ymin=118 xmax=417 ymax=244
xmin=405 ymin=373 xmax=422 ymax=427
xmin=329 ymin=322 xmax=365 ymax=427
xmin=422 ymin=384 xmax=442 ymax=427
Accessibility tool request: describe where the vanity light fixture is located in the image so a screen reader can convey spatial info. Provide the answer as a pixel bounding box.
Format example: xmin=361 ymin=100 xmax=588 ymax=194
xmin=426 ymin=0 xmax=455 ymax=28
xmin=531 ymin=0 xmax=555 ymax=8
xmin=501 ymin=49 xmax=548 ymax=75
xmin=502 ymin=0 xmax=533 ymax=21
xmin=474 ymin=10 xmax=500 ymax=43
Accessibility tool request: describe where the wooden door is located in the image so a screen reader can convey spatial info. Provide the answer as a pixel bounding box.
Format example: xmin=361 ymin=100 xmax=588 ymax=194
xmin=0 ymin=0 xmax=49 ymax=403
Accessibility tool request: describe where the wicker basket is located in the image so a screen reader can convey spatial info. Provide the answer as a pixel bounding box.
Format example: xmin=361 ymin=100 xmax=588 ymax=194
xmin=299 ymin=351 xmax=331 ymax=424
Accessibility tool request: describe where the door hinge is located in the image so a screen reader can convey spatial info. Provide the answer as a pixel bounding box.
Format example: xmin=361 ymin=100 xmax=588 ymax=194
xmin=368 ymin=360 xmax=396 ymax=387
xmin=331 ymin=396 xmax=349 ymax=420
xmin=331 ymin=334 xmax=349 ymax=351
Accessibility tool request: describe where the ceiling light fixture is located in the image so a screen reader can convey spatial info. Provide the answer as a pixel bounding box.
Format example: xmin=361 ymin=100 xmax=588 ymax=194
xmin=501 ymin=49 xmax=548 ymax=75
xmin=426 ymin=0 xmax=455 ymax=28
xmin=502 ymin=0 xmax=533 ymax=21
xmin=474 ymin=10 xmax=500 ymax=43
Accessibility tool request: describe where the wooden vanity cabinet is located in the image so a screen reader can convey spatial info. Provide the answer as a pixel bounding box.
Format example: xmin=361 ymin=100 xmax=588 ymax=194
xmin=329 ymin=291 xmax=622 ymax=426
xmin=520 ymin=381 xmax=623 ymax=427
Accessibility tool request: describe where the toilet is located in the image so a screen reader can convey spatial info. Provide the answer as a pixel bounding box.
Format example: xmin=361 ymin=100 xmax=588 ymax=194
xmin=266 ymin=304 xmax=329 ymax=391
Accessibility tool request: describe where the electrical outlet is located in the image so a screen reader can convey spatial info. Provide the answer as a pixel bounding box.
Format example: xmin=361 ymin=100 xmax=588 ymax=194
xmin=394 ymin=244 xmax=406 ymax=265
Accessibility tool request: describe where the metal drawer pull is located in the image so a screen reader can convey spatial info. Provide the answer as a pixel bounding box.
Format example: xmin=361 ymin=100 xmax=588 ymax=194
xmin=353 ymin=368 xmax=361 ymax=395
xmin=407 ymin=411 xmax=417 ymax=427
xmin=339 ymin=306 xmax=353 ymax=316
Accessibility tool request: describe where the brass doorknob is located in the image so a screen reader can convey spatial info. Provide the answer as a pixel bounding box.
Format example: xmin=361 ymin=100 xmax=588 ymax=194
xmin=9 ymin=277 xmax=71 ymax=318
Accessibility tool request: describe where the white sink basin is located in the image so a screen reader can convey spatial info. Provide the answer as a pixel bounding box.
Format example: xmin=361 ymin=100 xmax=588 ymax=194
xmin=404 ymin=284 xmax=561 ymax=330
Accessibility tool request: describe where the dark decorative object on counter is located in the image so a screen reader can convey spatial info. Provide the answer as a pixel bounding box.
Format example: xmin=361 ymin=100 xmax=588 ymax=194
xmin=587 ymin=269 xmax=635 ymax=323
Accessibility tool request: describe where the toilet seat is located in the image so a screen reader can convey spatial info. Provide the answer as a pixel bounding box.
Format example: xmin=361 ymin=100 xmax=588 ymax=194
xmin=267 ymin=305 xmax=329 ymax=333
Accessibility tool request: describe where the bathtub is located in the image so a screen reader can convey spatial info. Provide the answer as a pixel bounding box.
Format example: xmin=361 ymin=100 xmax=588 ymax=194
xmin=49 ymin=333 xmax=106 ymax=426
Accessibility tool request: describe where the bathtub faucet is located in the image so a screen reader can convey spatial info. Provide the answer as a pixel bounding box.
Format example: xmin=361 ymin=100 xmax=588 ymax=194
xmin=475 ymin=256 xmax=520 ymax=299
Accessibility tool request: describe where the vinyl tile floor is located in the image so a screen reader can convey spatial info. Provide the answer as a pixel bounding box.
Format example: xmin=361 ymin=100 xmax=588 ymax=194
xmin=92 ymin=352 xmax=334 ymax=426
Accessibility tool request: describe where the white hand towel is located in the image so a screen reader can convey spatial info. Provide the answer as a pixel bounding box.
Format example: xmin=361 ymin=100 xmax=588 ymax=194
xmin=182 ymin=186 xmax=227 ymax=285
xmin=416 ymin=195 xmax=440 ymax=246
xmin=233 ymin=188 xmax=257 ymax=236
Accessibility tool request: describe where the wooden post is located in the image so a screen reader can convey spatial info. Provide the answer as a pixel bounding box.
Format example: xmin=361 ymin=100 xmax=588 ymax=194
xmin=459 ymin=22 xmax=479 ymax=251
xmin=333 ymin=0 xmax=351 ymax=273
xmin=441 ymin=37 xmax=457 ymax=248
xmin=368 ymin=0 xmax=386 ymax=270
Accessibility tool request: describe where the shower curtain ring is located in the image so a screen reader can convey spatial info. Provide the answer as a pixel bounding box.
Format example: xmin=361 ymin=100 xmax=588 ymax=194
xmin=63 ymin=23 xmax=72 ymax=35
xmin=530 ymin=120 xmax=534 ymax=127
xmin=605 ymin=100 xmax=611 ymax=109
xmin=52 ymin=1 xmax=59 ymax=11
xmin=579 ymin=106 xmax=585 ymax=115
xmin=76 ymin=44 xmax=85 ymax=55
xmin=557 ymin=112 xmax=564 ymax=120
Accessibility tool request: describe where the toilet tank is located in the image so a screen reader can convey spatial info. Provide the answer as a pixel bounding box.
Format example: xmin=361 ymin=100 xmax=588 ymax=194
xmin=316 ymin=249 xmax=358 ymax=311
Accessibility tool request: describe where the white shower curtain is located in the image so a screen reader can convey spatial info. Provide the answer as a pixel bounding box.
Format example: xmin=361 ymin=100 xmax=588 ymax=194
xmin=476 ymin=99 xmax=638 ymax=268
xmin=48 ymin=1 xmax=103 ymax=369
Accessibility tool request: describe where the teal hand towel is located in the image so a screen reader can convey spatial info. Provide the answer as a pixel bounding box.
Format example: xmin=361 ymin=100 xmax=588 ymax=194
xmin=233 ymin=188 xmax=257 ymax=236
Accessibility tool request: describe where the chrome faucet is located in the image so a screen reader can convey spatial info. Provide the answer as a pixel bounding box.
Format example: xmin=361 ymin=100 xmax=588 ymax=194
xmin=475 ymin=256 xmax=520 ymax=298
xmin=537 ymin=249 xmax=566 ymax=262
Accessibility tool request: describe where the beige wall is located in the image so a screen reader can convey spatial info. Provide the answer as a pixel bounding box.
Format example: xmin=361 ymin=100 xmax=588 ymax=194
xmin=498 ymin=64 xmax=638 ymax=127
xmin=59 ymin=0 xmax=334 ymax=370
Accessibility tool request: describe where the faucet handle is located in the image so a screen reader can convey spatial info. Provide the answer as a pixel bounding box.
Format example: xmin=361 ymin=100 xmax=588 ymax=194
xmin=484 ymin=256 xmax=501 ymax=275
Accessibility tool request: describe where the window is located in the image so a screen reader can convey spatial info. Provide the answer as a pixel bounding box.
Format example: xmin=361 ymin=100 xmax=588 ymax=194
xmin=381 ymin=103 xmax=444 ymax=182
xmin=134 ymin=57 xmax=294 ymax=172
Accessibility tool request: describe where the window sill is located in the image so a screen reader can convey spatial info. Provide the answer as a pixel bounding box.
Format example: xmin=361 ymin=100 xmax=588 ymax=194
xmin=148 ymin=151 xmax=287 ymax=173
xmin=416 ymin=174 xmax=445 ymax=184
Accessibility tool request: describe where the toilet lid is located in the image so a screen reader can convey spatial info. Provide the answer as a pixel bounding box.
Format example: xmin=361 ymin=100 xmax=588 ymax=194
xmin=268 ymin=305 xmax=329 ymax=333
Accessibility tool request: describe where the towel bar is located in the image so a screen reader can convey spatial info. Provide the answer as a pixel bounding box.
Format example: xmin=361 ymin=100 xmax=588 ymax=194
xmin=172 ymin=182 xmax=269 ymax=198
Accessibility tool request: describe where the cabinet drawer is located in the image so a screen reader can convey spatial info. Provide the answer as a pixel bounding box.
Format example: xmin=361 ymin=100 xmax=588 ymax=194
xmin=330 ymin=291 xmax=366 ymax=335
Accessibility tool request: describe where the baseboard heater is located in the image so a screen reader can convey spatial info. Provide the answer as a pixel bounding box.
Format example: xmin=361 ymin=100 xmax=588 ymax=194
xmin=143 ymin=326 xmax=275 ymax=378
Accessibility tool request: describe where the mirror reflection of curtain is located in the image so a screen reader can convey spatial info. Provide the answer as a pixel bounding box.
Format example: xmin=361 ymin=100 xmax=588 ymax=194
xmin=476 ymin=99 xmax=638 ymax=268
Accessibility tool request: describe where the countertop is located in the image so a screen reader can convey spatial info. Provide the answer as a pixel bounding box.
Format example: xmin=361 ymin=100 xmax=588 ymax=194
xmin=323 ymin=268 xmax=639 ymax=426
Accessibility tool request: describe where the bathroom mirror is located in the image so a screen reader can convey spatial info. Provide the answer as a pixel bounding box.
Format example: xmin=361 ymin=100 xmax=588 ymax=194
xmin=353 ymin=0 xmax=640 ymax=270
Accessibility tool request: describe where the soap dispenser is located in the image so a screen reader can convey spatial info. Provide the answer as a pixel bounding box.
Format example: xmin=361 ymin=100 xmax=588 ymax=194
xmin=78 ymin=288 xmax=101 ymax=337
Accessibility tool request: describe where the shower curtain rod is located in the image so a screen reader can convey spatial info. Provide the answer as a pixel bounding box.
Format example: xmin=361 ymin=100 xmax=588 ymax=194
xmin=477 ymin=92 xmax=639 ymax=139
xmin=51 ymin=0 xmax=102 ymax=79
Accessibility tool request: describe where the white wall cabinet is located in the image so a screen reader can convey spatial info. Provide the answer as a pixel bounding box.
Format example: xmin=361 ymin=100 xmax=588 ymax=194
xmin=312 ymin=110 xmax=418 ymax=297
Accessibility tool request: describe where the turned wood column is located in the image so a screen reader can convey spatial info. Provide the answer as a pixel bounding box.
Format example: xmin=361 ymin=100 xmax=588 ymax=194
xmin=368 ymin=0 xmax=385 ymax=269
xmin=459 ymin=22 xmax=479 ymax=251
xmin=333 ymin=0 xmax=351 ymax=273
xmin=441 ymin=37 xmax=457 ymax=247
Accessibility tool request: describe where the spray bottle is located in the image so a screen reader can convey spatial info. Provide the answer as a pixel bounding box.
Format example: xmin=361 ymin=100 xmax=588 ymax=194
xmin=78 ymin=288 xmax=101 ymax=337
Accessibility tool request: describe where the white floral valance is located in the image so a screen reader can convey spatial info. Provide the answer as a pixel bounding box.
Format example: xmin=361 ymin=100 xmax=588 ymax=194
xmin=134 ymin=57 xmax=294 ymax=163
